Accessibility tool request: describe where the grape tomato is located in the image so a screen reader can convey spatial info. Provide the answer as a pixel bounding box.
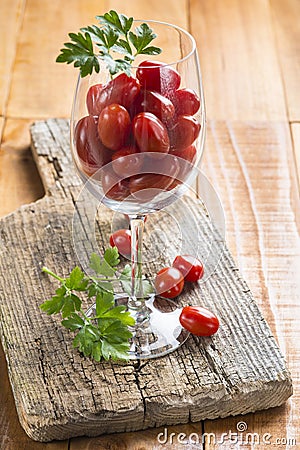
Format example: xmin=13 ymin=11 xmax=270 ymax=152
xmin=98 ymin=104 xmax=131 ymax=151
xmin=132 ymin=112 xmax=170 ymax=155
xmin=172 ymin=255 xmax=204 ymax=282
xmin=109 ymin=229 xmax=131 ymax=258
xmin=74 ymin=115 xmax=110 ymax=175
xmin=154 ymin=267 xmax=184 ymax=298
xmin=112 ymin=146 xmax=144 ymax=178
xmin=179 ymin=306 xmax=219 ymax=336
xmin=173 ymin=88 xmax=200 ymax=116
xmin=86 ymin=73 xmax=140 ymax=115
xmin=169 ymin=115 xmax=200 ymax=150
xmin=136 ymin=60 xmax=181 ymax=94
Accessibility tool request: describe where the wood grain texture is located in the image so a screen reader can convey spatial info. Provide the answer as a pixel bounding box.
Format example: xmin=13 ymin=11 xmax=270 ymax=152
xmin=0 ymin=0 xmax=299 ymax=448
xmin=105 ymin=0 xmax=188 ymax=26
xmin=0 ymin=117 xmax=4 ymax=141
xmin=291 ymin=124 xmax=300 ymax=196
xmin=201 ymin=122 xmax=300 ymax=448
xmin=0 ymin=119 xmax=44 ymax=217
xmin=6 ymin=0 xmax=101 ymax=119
xmin=6 ymin=0 xmax=187 ymax=120
xmin=0 ymin=0 xmax=24 ymax=115
xmin=0 ymin=119 xmax=292 ymax=442
xmin=271 ymin=0 xmax=300 ymax=121
xmin=189 ymin=0 xmax=286 ymax=121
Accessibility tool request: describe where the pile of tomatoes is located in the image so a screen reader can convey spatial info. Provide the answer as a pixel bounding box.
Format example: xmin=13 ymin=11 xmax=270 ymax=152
xmin=110 ymin=228 xmax=219 ymax=337
xmin=74 ymin=61 xmax=201 ymax=201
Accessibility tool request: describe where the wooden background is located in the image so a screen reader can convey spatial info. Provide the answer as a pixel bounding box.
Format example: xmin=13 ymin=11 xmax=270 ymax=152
xmin=0 ymin=0 xmax=299 ymax=449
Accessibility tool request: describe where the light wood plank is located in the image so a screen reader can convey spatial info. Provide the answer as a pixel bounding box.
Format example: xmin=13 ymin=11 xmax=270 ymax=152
xmin=291 ymin=124 xmax=300 ymax=195
xmin=104 ymin=0 xmax=188 ymax=26
xmin=201 ymin=121 xmax=300 ymax=449
xmin=7 ymin=0 xmax=101 ymax=119
xmin=0 ymin=345 xmax=68 ymax=450
xmin=7 ymin=0 xmax=187 ymax=120
xmin=0 ymin=0 xmax=24 ymax=116
xmin=0 ymin=117 xmax=4 ymax=141
xmin=189 ymin=0 xmax=287 ymax=121
xmin=0 ymin=119 xmax=44 ymax=217
xmin=271 ymin=0 xmax=300 ymax=121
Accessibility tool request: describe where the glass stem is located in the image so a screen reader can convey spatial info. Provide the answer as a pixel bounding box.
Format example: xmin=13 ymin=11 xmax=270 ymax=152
xmin=128 ymin=216 xmax=145 ymax=309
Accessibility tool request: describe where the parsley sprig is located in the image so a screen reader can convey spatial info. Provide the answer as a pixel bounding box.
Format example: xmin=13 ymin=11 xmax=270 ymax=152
xmin=40 ymin=247 xmax=153 ymax=362
xmin=56 ymin=10 xmax=162 ymax=77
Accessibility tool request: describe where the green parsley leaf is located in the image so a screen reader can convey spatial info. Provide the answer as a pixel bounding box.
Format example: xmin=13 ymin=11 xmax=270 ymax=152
xmin=56 ymin=32 xmax=100 ymax=77
xmin=97 ymin=11 xmax=133 ymax=36
xmin=65 ymin=266 xmax=88 ymax=291
xmin=101 ymin=340 xmax=130 ymax=361
xmin=95 ymin=290 xmax=114 ymax=316
xmin=90 ymin=251 xmax=116 ymax=278
xmin=61 ymin=293 xmax=81 ymax=318
xmin=62 ymin=313 xmax=85 ymax=331
xmin=56 ymin=10 xmax=162 ymax=77
xmin=119 ymin=264 xmax=154 ymax=297
xmin=40 ymin=295 xmax=64 ymax=315
xmin=112 ymin=39 xmax=133 ymax=57
xmin=104 ymin=247 xmax=120 ymax=267
xmin=41 ymin=255 xmax=136 ymax=362
xmin=138 ymin=46 xmax=162 ymax=56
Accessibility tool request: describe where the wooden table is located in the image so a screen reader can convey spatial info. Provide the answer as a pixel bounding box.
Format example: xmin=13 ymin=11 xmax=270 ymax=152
xmin=0 ymin=0 xmax=299 ymax=448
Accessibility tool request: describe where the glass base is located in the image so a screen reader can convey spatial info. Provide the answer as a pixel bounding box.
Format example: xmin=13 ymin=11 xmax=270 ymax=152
xmin=86 ymin=294 xmax=189 ymax=360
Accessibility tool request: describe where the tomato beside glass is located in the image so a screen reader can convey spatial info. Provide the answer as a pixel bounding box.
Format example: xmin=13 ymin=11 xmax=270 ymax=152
xmin=109 ymin=229 xmax=131 ymax=258
xmin=172 ymin=255 xmax=204 ymax=282
xmin=154 ymin=267 xmax=184 ymax=298
xmin=179 ymin=306 xmax=219 ymax=336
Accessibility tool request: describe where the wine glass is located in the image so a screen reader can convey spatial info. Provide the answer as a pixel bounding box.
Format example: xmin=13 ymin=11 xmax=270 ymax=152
xmin=70 ymin=20 xmax=205 ymax=359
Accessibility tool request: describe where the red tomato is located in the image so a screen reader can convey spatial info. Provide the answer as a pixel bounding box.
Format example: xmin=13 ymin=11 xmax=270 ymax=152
xmin=179 ymin=306 xmax=219 ymax=336
xmin=129 ymin=173 xmax=175 ymax=202
xmin=169 ymin=115 xmax=201 ymax=150
xmin=171 ymin=144 xmax=197 ymax=163
xmin=98 ymin=104 xmax=131 ymax=151
xmin=109 ymin=229 xmax=131 ymax=258
xmin=129 ymin=149 xmax=180 ymax=201
xmin=132 ymin=90 xmax=175 ymax=124
xmin=132 ymin=112 xmax=170 ymax=155
xmin=112 ymin=146 xmax=144 ymax=178
xmin=169 ymin=116 xmax=201 ymax=150
xmin=143 ymin=153 xmax=180 ymax=178
xmin=86 ymin=74 xmax=140 ymax=115
xmin=136 ymin=60 xmax=181 ymax=94
xmin=154 ymin=267 xmax=184 ymax=299
xmin=172 ymin=255 xmax=204 ymax=282
xmin=74 ymin=116 xmax=111 ymax=176
xmin=167 ymin=144 xmax=197 ymax=189
xmin=101 ymin=166 xmax=130 ymax=201
xmin=172 ymin=88 xmax=200 ymax=116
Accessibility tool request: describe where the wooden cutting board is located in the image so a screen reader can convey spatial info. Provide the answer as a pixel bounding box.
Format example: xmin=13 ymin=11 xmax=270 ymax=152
xmin=0 ymin=119 xmax=292 ymax=442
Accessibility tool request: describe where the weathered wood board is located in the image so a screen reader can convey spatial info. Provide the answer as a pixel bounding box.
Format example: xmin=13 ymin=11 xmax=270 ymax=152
xmin=0 ymin=119 xmax=292 ymax=442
